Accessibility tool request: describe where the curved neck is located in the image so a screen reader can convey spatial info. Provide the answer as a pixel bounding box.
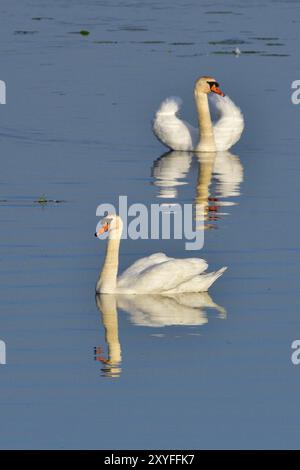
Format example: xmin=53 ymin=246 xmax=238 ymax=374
xmin=194 ymin=91 xmax=216 ymax=152
xmin=96 ymin=233 xmax=121 ymax=294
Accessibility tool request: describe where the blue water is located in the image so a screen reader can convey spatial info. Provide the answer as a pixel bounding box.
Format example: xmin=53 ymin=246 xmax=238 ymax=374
xmin=0 ymin=0 xmax=300 ymax=449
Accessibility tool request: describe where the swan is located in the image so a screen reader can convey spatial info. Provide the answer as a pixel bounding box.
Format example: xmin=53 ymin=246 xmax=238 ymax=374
xmin=153 ymin=75 xmax=244 ymax=152
xmin=95 ymin=214 xmax=227 ymax=294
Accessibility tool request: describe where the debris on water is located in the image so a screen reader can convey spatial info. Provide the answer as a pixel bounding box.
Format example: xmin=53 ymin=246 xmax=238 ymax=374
xmin=32 ymin=17 xmax=53 ymax=21
xmin=69 ymin=30 xmax=90 ymax=36
xmin=169 ymin=42 xmax=195 ymax=46
xmin=138 ymin=40 xmax=165 ymax=44
xmin=234 ymin=47 xmax=241 ymax=56
xmin=35 ymin=195 xmax=65 ymax=205
xmin=266 ymin=42 xmax=284 ymax=46
xmin=93 ymin=40 xmax=118 ymax=44
xmin=14 ymin=30 xmax=38 ymax=35
xmin=205 ymin=11 xmax=233 ymax=15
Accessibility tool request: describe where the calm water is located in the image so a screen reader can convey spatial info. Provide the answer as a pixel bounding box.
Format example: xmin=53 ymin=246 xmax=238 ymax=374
xmin=0 ymin=0 xmax=300 ymax=449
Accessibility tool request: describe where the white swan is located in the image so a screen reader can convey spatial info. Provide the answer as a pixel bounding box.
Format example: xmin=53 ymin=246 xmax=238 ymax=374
xmin=153 ymin=75 xmax=244 ymax=152
xmin=95 ymin=214 xmax=227 ymax=294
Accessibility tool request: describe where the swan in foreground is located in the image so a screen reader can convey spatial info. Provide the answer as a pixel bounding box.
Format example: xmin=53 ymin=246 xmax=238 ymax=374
xmin=95 ymin=214 xmax=227 ymax=294
xmin=153 ymin=75 xmax=244 ymax=152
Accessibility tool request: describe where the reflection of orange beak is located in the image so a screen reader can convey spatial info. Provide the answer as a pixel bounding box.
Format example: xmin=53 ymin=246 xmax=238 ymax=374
xmin=211 ymin=84 xmax=225 ymax=97
xmin=95 ymin=223 xmax=109 ymax=237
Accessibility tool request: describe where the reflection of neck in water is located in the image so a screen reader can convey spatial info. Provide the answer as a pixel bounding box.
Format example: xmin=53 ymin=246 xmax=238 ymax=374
xmin=195 ymin=152 xmax=216 ymax=228
xmin=95 ymin=292 xmax=226 ymax=378
xmin=95 ymin=294 xmax=122 ymax=378
xmin=151 ymin=150 xmax=243 ymax=222
xmin=152 ymin=151 xmax=192 ymax=199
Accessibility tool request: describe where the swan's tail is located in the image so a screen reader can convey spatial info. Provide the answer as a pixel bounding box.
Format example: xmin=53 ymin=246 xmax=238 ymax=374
xmin=200 ymin=266 xmax=228 ymax=291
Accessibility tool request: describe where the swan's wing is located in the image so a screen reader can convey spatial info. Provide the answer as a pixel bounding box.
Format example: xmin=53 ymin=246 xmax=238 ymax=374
xmin=117 ymin=252 xmax=170 ymax=288
xmin=120 ymin=258 xmax=208 ymax=293
xmin=153 ymin=97 xmax=197 ymax=151
xmin=210 ymin=95 xmax=244 ymax=151
xmin=164 ymin=266 xmax=227 ymax=293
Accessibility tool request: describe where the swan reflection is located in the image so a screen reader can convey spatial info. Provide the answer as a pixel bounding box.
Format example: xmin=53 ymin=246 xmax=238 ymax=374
xmin=152 ymin=150 xmax=243 ymax=228
xmin=95 ymin=292 xmax=226 ymax=378
xmin=151 ymin=151 xmax=192 ymax=198
xmin=95 ymin=295 xmax=122 ymax=378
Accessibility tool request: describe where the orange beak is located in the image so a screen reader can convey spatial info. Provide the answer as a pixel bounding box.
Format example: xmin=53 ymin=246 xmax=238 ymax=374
xmin=95 ymin=222 xmax=109 ymax=237
xmin=211 ymin=84 xmax=225 ymax=97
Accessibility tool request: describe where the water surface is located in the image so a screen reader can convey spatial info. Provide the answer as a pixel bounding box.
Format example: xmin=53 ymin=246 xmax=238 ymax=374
xmin=0 ymin=0 xmax=300 ymax=450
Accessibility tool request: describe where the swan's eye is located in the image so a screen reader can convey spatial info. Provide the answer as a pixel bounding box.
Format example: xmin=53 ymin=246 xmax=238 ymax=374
xmin=207 ymin=81 xmax=219 ymax=88
xmin=102 ymin=217 xmax=112 ymax=226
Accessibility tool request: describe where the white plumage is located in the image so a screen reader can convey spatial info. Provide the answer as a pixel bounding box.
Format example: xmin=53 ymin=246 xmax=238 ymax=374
xmin=96 ymin=215 xmax=227 ymax=294
xmin=117 ymin=253 xmax=226 ymax=294
xmin=153 ymin=96 xmax=196 ymax=151
xmin=153 ymin=94 xmax=244 ymax=152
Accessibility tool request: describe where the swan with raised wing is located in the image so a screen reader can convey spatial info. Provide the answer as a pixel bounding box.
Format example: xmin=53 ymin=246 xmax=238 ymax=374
xmin=95 ymin=214 xmax=226 ymax=294
xmin=153 ymin=76 xmax=244 ymax=152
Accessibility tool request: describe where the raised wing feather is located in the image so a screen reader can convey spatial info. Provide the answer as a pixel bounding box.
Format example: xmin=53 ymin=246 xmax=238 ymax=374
xmin=153 ymin=97 xmax=196 ymax=151
xmin=210 ymin=95 xmax=244 ymax=151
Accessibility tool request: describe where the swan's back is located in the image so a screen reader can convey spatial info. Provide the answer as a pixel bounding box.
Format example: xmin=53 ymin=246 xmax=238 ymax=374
xmin=117 ymin=253 xmax=169 ymax=288
xmin=153 ymin=97 xmax=195 ymax=151
xmin=211 ymin=95 xmax=244 ymax=151
xmin=118 ymin=257 xmax=208 ymax=293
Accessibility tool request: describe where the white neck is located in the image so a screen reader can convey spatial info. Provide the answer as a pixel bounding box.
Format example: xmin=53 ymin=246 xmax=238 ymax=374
xmin=96 ymin=230 xmax=121 ymax=294
xmin=194 ymin=91 xmax=216 ymax=152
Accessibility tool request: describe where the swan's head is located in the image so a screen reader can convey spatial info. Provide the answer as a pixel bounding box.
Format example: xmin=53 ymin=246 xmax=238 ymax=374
xmin=195 ymin=76 xmax=225 ymax=97
xmin=95 ymin=214 xmax=123 ymax=239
